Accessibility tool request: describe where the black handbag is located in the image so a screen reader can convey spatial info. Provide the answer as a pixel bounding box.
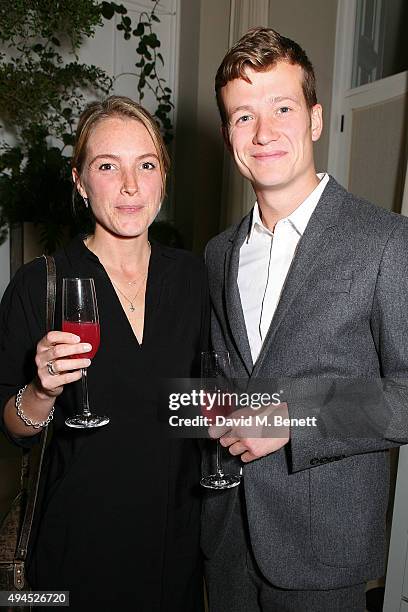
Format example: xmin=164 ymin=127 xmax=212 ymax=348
xmin=0 ymin=255 xmax=56 ymax=608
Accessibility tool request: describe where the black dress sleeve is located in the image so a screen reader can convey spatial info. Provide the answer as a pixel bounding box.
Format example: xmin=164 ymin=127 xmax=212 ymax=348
xmin=0 ymin=259 xmax=46 ymax=448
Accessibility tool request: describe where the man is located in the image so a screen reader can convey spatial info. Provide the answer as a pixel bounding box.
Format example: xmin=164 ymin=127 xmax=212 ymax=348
xmin=202 ymin=27 xmax=408 ymax=612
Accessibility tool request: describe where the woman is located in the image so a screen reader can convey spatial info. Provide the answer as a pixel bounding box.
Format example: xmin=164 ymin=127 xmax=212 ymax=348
xmin=0 ymin=96 xmax=208 ymax=611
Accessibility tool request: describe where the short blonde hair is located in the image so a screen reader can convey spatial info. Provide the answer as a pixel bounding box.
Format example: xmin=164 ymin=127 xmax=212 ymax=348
xmin=72 ymin=96 xmax=170 ymax=198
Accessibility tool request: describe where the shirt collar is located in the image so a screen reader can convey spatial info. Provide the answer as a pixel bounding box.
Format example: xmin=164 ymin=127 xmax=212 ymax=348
xmin=247 ymin=173 xmax=329 ymax=241
xmin=250 ymin=201 xmax=270 ymax=237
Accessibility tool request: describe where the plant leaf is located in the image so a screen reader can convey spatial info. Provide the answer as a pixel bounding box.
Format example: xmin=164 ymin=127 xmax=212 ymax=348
xmin=62 ymin=133 xmax=75 ymax=146
xmin=101 ymin=2 xmax=115 ymax=20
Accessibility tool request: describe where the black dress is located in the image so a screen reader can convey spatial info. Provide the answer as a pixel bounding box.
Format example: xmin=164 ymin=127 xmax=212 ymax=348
xmin=0 ymin=237 xmax=209 ymax=611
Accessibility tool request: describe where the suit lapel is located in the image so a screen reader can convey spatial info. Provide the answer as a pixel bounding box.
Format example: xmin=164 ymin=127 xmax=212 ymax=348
xmin=252 ymin=177 xmax=346 ymax=377
xmin=224 ymin=213 xmax=254 ymax=375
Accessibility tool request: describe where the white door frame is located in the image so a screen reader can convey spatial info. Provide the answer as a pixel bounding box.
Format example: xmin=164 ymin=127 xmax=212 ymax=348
xmin=327 ymin=0 xmax=408 ymax=188
xmin=343 ymin=72 xmax=408 ymax=185
xmin=327 ymin=0 xmax=358 ymax=182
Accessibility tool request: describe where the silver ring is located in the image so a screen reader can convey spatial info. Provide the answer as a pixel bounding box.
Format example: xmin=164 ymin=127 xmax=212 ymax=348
xmin=47 ymin=360 xmax=58 ymax=376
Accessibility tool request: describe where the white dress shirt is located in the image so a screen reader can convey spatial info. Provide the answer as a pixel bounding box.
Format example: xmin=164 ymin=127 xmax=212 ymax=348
xmin=237 ymin=173 xmax=330 ymax=363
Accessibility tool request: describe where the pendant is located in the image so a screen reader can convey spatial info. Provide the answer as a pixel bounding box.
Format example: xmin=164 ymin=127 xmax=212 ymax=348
xmin=130 ymin=304 xmax=135 ymax=312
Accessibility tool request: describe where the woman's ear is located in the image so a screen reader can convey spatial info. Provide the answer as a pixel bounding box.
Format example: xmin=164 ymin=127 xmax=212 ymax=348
xmin=72 ymin=168 xmax=87 ymax=199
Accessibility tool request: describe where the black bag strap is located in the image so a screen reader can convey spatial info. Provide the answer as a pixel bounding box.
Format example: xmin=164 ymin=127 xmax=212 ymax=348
xmin=44 ymin=254 xmax=56 ymax=332
xmin=14 ymin=255 xmax=56 ymax=562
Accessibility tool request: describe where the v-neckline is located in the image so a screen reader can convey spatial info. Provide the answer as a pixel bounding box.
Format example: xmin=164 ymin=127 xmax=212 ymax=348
xmin=97 ymin=242 xmax=160 ymax=349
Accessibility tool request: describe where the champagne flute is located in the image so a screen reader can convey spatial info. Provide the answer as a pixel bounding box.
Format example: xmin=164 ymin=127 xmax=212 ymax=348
xmin=200 ymin=351 xmax=241 ymax=489
xmin=62 ymin=278 xmax=109 ymax=428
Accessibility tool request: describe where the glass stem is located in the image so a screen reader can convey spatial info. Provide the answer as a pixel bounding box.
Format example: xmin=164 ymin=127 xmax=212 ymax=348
xmin=215 ymin=440 xmax=224 ymax=475
xmin=81 ymin=368 xmax=91 ymax=417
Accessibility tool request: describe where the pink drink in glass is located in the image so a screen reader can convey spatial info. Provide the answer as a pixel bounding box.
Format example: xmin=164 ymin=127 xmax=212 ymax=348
xmin=62 ymin=321 xmax=100 ymax=359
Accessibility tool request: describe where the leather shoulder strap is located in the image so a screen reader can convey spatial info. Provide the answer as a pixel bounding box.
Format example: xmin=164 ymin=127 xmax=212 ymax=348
xmin=44 ymin=254 xmax=56 ymax=332
xmin=14 ymin=255 xmax=56 ymax=561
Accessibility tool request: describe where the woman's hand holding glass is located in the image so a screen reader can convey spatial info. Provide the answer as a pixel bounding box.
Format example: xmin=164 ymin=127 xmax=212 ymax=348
xmin=33 ymin=330 xmax=92 ymax=399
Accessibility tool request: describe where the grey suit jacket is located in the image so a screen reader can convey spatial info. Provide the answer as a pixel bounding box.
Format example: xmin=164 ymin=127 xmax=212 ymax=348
xmin=202 ymin=176 xmax=408 ymax=589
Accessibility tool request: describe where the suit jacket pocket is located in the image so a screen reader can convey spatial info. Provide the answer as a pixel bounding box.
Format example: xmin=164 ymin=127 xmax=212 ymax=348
xmin=317 ymin=278 xmax=351 ymax=293
xmin=315 ymin=269 xmax=354 ymax=294
xmin=315 ymin=266 xmax=370 ymax=294
xmin=309 ymin=452 xmax=389 ymax=567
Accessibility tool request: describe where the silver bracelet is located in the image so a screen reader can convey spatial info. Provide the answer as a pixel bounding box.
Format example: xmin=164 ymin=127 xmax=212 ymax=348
xmin=15 ymin=385 xmax=55 ymax=429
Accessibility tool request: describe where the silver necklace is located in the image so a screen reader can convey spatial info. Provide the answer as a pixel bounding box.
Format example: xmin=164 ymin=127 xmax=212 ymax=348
xmin=84 ymin=238 xmax=151 ymax=311
xmin=84 ymin=238 xmax=151 ymax=286
xmin=123 ymin=243 xmax=151 ymax=285
xmin=111 ymin=272 xmax=147 ymax=312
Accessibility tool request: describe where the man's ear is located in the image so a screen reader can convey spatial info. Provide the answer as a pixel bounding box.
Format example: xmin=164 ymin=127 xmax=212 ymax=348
xmin=221 ymin=124 xmax=232 ymax=152
xmin=311 ymin=104 xmax=323 ymax=142
xmin=72 ymin=168 xmax=87 ymax=199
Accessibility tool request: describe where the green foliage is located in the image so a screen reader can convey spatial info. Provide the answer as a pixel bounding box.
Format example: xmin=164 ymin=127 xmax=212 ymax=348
xmin=0 ymin=0 xmax=103 ymax=50
xmin=0 ymin=59 xmax=112 ymax=150
xmin=0 ymin=1 xmax=112 ymax=251
xmin=0 ymin=141 xmax=93 ymax=253
xmin=0 ymin=1 xmax=111 ymax=151
xmin=105 ymin=0 xmax=174 ymax=142
xmin=0 ymin=0 xmax=174 ymax=252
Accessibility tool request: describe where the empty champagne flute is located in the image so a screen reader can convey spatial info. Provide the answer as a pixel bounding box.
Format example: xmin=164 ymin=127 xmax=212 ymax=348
xmin=62 ymin=278 xmax=109 ymax=428
xmin=200 ymin=350 xmax=241 ymax=489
